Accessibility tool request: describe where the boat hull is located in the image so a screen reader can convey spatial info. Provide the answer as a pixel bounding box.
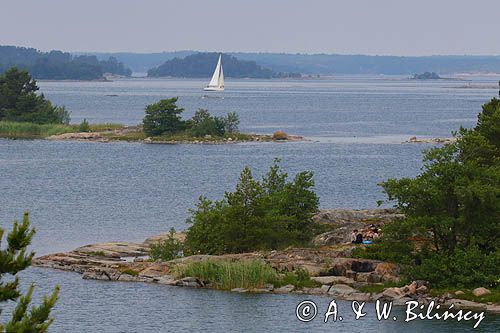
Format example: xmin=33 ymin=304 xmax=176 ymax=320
xmin=203 ymin=87 xmax=224 ymax=92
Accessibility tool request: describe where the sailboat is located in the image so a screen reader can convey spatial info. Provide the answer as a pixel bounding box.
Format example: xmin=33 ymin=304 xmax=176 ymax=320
xmin=204 ymin=54 xmax=224 ymax=91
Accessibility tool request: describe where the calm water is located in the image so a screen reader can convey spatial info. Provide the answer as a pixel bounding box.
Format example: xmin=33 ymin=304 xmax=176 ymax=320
xmin=1 ymin=76 xmax=499 ymax=332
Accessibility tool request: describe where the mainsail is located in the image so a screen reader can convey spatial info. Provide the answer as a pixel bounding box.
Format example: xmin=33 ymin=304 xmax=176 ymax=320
xmin=205 ymin=54 xmax=224 ymax=91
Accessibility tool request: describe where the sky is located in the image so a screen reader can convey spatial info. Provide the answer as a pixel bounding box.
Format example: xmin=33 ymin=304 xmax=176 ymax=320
xmin=1 ymin=0 xmax=500 ymax=56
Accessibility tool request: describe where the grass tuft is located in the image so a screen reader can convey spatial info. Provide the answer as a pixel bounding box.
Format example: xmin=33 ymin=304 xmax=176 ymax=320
xmin=0 ymin=121 xmax=75 ymax=138
xmin=174 ymin=260 xmax=319 ymax=290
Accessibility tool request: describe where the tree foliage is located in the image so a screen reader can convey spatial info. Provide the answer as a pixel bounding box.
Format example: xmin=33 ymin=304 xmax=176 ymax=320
xmin=142 ymin=98 xmax=239 ymax=137
xmin=0 ymin=212 xmax=59 ymax=332
xmin=0 ymin=67 xmax=70 ymax=124
xmin=142 ymin=98 xmax=186 ymax=136
xmin=0 ymin=46 xmax=131 ymax=80
xmin=147 ymin=53 xmax=274 ymax=78
xmin=358 ymin=89 xmax=500 ymax=288
xmin=184 ymin=160 xmax=319 ymax=254
xmin=149 ymin=228 xmax=183 ymax=261
xmin=188 ymin=109 xmax=239 ymax=137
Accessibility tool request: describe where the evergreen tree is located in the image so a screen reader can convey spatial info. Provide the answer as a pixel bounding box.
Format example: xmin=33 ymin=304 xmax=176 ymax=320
xmin=142 ymin=98 xmax=186 ymax=136
xmin=0 ymin=212 xmax=59 ymax=332
xmin=357 ymin=92 xmax=500 ymax=288
xmin=0 ymin=67 xmax=70 ymax=124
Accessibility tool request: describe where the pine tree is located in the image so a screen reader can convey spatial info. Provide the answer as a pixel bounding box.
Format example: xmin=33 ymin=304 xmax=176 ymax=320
xmin=0 ymin=212 xmax=59 ymax=332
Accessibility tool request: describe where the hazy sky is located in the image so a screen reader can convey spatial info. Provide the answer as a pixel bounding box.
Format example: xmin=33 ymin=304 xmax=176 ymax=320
xmin=1 ymin=0 xmax=500 ymax=55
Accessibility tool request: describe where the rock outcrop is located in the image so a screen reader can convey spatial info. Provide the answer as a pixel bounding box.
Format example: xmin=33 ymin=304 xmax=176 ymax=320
xmin=31 ymin=208 xmax=499 ymax=313
xmin=312 ymin=208 xmax=404 ymax=246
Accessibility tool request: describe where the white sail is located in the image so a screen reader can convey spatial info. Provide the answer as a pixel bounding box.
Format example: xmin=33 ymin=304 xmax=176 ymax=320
xmin=219 ymin=65 xmax=224 ymax=88
xmin=204 ymin=54 xmax=224 ymax=91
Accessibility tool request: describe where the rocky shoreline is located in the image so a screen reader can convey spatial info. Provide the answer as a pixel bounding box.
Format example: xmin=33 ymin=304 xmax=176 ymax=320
xmin=33 ymin=209 xmax=499 ymax=314
xmin=404 ymin=136 xmax=457 ymax=144
xmin=46 ymin=126 xmax=305 ymax=144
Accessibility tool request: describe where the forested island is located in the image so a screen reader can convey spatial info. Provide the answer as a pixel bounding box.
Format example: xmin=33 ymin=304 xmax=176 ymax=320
xmin=147 ymin=52 xmax=300 ymax=79
xmin=0 ymin=46 xmax=132 ymax=80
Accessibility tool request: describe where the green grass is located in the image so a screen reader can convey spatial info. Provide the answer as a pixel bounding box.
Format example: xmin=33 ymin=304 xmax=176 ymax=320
xmin=429 ymin=287 xmax=500 ymax=304
xmin=357 ymin=281 xmax=404 ymax=294
xmin=0 ymin=121 xmax=75 ymax=138
xmin=174 ymin=260 xmax=319 ymax=290
xmin=117 ymin=267 xmax=139 ymax=276
xmin=88 ymin=123 xmax=124 ymax=132
xmin=0 ymin=121 xmax=125 ymax=139
xmin=0 ymin=120 xmax=258 ymax=143
xmin=87 ymin=251 xmax=106 ymax=257
xmin=275 ymin=269 xmax=321 ymax=289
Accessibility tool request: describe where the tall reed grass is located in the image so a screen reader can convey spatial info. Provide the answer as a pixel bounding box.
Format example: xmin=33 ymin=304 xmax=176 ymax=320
xmin=174 ymin=260 xmax=320 ymax=290
xmin=0 ymin=121 xmax=125 ymax=139
xmin=175 ymin=260 xmax=278 ymax=290
xmin=0 ymin=121 xmax=75 ymax=138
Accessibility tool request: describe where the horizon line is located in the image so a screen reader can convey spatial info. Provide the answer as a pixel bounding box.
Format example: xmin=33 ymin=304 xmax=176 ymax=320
xmin=3 ymin=44 xmax=500 ymax=58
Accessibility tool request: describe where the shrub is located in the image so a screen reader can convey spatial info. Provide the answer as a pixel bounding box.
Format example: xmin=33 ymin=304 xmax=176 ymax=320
xmin=184 ymin=159 xmax=319 ymax=254
xmin=276 ymin=268 xmax=320 ymax=289
xmin=79 ymin=118 xmax=90 ymax=132
xmin=272 ymin=130 xmax=288 ymax=140
xmin=142 ymin=98 xmax=239 ymax=138
xmin=149 ymin=228 xmax=183 ymax=261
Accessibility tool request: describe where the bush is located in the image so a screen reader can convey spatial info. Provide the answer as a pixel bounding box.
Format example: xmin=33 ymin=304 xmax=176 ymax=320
xmin=407 ymin=247 xmax=500 ymax=289
xmin=276 ymin=268 xmax=320 ymax=289
xmin=142 ymin=98 xmax=239 ymax=138
xmin=189 ymin=110 xmax=239 ymax=137
xmin=149 ymin=228 xmax=183 ymax=261
xmin=78 ymin=118 xmax=90 ymax=132
xmin=184 ymin=159 xmax=319 ymax=254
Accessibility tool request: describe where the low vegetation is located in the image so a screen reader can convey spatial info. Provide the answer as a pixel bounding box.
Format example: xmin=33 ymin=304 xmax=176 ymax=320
xmin=429 ymin=287 xmax=500 ymax=304
xmin=355 ymin=87 xmax=500 ymax=290
xmin=174 ymin=260 xmax=319 ymax=290
xmin=143 ymin=97 xmax=240 ymax=138
xmin=117 ymin=267 xmax=139 ymax=277
xmin=0 ymin=120 xmax=125 ymax=139
xmin=184 ymin=159 xmax=320 ymax=255
xmin=0 ymin=121 xmax=74 ymax=138
xmin=149 ymin=228 xmax=183 ymax=261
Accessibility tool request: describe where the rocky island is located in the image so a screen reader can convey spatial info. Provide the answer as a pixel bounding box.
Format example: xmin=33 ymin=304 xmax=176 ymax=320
xmin=33 ymin=208 xmax=500 ymax=314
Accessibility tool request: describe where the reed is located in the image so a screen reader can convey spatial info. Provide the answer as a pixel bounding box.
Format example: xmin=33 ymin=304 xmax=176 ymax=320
xmin=0 ymin=121 xmax=75 ymax=138
xmin=174 ymin=260 xmax=320 ymax=290
xmin=175 ymin=260 xmax=279 ymax=290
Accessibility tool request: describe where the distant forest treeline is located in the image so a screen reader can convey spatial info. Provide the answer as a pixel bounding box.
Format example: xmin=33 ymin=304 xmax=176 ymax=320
xmin=0 ymin=46 xmax=132 ymax=80
xmin=87 ymin=51 xmax=500 ymax=75
xmin=147 ymin=53 xmax=299 ymax=79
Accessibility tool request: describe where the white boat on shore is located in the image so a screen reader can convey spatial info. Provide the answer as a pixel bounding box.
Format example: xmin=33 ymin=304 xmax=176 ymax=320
xmin=204 ymin=54 xmax=224 ymax=91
